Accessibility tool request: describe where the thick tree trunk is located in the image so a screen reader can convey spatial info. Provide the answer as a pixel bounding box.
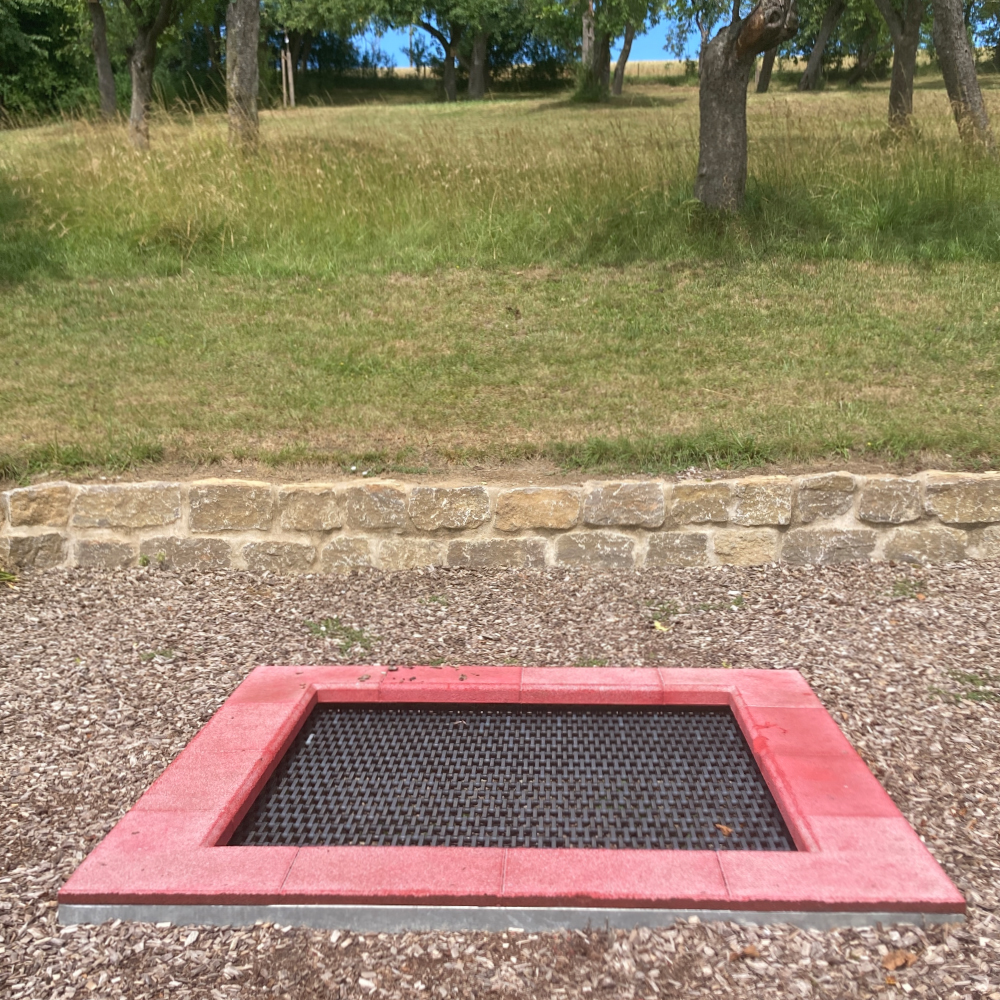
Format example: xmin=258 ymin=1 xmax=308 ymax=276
xmin=88 ymin=1 xmax=117 ymax=120
xmin=872 ymin=0 xmax=924 ymax=128
xmin=612 ymin=23 xmax=635 ymax=95
xmin=469 ymin=31 xmax=489 ymax=98
xmin=756 ymin=46 xmax=777 ymax=91
xmin=933 ymin=0 xmax=995 ymax=151
xmin=598 ymin=33 xmax=611 ymax=91
xmin=798 ymin=0 xmax=846 ymax=90
xmin=582 ymin=0 xmax=595 ymax=68
xmin=695 ymin=0 xmax=799 ymax=210
xmin=128 ymin=29 xmax=156 ymax=148
xmin=226 ymin=0 xmax=259 ymax=149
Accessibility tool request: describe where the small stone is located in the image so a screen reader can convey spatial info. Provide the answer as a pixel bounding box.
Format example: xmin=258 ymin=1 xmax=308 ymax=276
xmin=408 ymin=486 xmax=490 ymax=531
xmin=74 ymin=540 xmax=136 ymax=569
xmin=731 ymin=477 xmax=792 ymax=526
xmin=857 ymin=476 xmax=921 ymax=524
xmin=582 ymin=482 xmax=665 ymax=528
xmin=447 ymin=538 xmax=547 ymax=569
xmin=794 ymin=473 xmax=855 ymax=523
xmin=644 ymin=532 xmax=710 ymax=568
xmin=494 ymin=488 xmax=581 ymax=531
xmin=925 ymin=472 xmax=1000 ymax=525
xmin=883 ymin=525 xmax=967 ymax=565
xmin=4 ymin=482 xmax=73 ymax=527
xmin=189 ymin=480 xmax=274 ymax=532
xmin=1 ymin=533 xmax=67 ymax=569
xmin=670 ymin=482 xmax=731 ymax=524
xmin=343 ymin=484 xmax=407 ymax=530
xmin=72 ymin=483 xmax=181 ymax=530
xmin=319 ymin=537 xmax=373 ymax=572
xmin=554 ymin=532 xmax=635 ymax=570
xmin=713 ymin=528 xmax=779 ymax=566
xmin=242 ymin=541 xmax=316 ymax=574
xmin=781 ymin=528 xmax=877 ymax=565
xmin=969 ymin=525 xmax=1000 ymax=560
xmin=140 ymin=537 xmax=232 ymax=571
xmin=376 ymin=537 xmax=446 ymax=570
xmin=277 ymin=485 xmax=344 ymax=532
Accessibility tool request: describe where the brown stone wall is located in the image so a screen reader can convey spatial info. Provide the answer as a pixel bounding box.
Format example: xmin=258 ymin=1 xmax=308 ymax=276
xmin=3 ymin=473 xmax=1000 ymax=573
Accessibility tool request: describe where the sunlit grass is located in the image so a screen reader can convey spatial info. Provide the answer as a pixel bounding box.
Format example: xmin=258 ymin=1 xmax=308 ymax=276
xmin=1 ymin=78 xmax=999 ymax=480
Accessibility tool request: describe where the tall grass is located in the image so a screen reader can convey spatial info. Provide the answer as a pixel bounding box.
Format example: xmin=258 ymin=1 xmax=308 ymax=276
xmin=2 ymin=81 xmax=1000 ymax=282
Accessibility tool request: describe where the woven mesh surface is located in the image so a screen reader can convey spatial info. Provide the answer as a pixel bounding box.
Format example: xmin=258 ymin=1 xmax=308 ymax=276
xmin=229 ymin=704 xmax=795 ymax=851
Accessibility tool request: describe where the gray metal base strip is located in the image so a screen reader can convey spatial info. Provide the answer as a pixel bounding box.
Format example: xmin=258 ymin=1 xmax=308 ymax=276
xmin=59 ymin=904 xmax=964 ymax=932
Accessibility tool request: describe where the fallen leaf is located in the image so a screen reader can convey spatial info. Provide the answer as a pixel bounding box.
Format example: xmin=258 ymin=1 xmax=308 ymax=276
xmin=885 ymin=975 xmax=897 ymax=986
xmin=653 ymin=620 xmax=671 ymax=632
xmin=358 ymin=674 xmax=370 ymax=681
xmin=882 ymin=949 xmax=917 ymax=971
xmin=714 ymin=823 xmax=733 ymax=837
xmin=916 ymin=593 xmax=926 ymax=601
xmin=740 ymin=945 xmax=759 ymax=959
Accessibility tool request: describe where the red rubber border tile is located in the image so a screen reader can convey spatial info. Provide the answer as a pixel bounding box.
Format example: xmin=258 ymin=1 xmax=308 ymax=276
xmin=60 ymin=666 xmax=965 ymax=915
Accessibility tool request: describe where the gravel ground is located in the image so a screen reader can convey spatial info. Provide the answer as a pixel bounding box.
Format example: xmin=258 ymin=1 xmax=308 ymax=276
xmin=2 ymin=562 xmax=999 ymax=1000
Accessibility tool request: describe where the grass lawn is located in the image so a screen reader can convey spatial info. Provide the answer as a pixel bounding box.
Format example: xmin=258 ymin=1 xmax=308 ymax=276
xmin=1 ymin=74 xmax=999 ymax=481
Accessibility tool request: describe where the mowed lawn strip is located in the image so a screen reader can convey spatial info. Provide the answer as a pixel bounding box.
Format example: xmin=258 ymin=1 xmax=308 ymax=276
xmin=2 ymin=260 xmax=998 ymax=471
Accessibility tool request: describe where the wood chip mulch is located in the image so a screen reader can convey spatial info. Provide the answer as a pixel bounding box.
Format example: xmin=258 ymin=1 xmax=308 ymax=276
xmin=2 ymin=561 xmax=999 ymax=1000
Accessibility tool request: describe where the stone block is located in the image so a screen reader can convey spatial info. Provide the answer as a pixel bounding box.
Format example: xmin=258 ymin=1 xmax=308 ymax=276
xmin=857 ymin=476 xmax=921 ymax=524
xmin=670 ymin=482 xmax=731 ymax=524
xmin=2 ymin=533 xmax=67 ymax=569
xmin=795 ymin=473 xmax=855 ymax=523
xmin=140 ymin=537 xmax=232 ymax=571
xmin=494 ymin=488 xmax=581 ymax=531
xmin=554 ymin=532 xmax=635 ymax=570
xmin=714 ymin=529 xmax=779 ymax=566
xmin=5 ymin=482 xmax=73 ymax=527
xmin=731 ymin=477 xmax=792 ymax=526
xmin=277 ymin=485 xmax=343 ymax=532
xmin=447 ymin=537 xmax=547 ymax=569
xmin=925 ymin=472 xmax=1000 ymax=525
xmin=343 ymin=483 xmax=407 ymax=530
xmin=319 ymin=537 xmax=373 ymax=572
xmin=781 ymin=528 xmax=877 ymax=565
xmin=644 ymin=532 xmax=710 ymax=568
xmin=884 ymin=525 xmax=966 ymax=565
xmin=190 ymin=480 xmax=273 ymax=532
xmin=408 ymin=486 xmax=490 ymax=531
xmin=583 ymin=482 xmax=665 ymax=528
xmin=72 ymin=483 xmax=181 ymax=530
xmin=243 ymin=541 xmax=316 ymax=574
xmin=75 ymin=540 xmax=136 ymax=569
xmin=377 ymin=537 xmax=447 ymax=570
xmin=969 ymin=525 xmax=1000 ymax=560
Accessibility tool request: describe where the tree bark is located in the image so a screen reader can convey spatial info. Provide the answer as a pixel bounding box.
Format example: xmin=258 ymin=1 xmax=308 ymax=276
xmin=123 ymin=0 xmax=176 ymax=148
xmin=756 ymin=46 xmax=777 ymax=91
xmin=871 ymin=0 xmax=925 ymax=128
xmin=695 ymin=0 xmax=799 ymax=210
xmin=798 ymin=0 xmax=846 ymax=90
xmin=933 ymin=0 xmax=995 ymax=150
xmin=582 ymin=0 xmax=595 ymax=68
xmin=418 ymin=20 xmax=460 ymax=101
xmin=469 ymin=30 xmax=489 ymax=98
xmin=226 ymin=0 xmax=259 ymax=149
xmin=598 ymin=32 xmax=611 ymax=91
xmin=88 ymin=1 xmax=117 ymax=120
xmin=612 ymin=23 xmax=635 ymax=95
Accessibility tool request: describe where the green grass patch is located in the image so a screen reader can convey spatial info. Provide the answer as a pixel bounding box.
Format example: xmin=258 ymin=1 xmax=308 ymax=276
xmin=1 ymin=81 xmax=999 ymax=478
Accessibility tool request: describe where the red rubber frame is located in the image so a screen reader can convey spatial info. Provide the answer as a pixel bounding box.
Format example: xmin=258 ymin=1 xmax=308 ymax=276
xmin=60 ymin=666 xmax=964 ymax=915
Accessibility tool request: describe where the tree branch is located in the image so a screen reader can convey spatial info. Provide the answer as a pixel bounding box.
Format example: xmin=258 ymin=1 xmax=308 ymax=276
xmin=734 ymin=0 xmax=799 ymax=60
xmin=416 ymin=19 xmax=449 ymax=51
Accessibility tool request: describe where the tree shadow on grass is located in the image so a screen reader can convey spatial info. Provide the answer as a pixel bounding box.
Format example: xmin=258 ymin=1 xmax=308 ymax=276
xmin=530 ymin=93 xmax=688 ymax=114
xmin=0 ymin=183 xmax=66 ymax=285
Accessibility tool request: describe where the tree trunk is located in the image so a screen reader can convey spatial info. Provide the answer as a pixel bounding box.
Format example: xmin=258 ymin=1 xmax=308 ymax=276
xmin=299 ymin=32 xmax=313 ymax=74
xmin=756 ymin=46 xmax=777 ymax=91
xmin=695 ymin=0 xmax=800 ymax=210
xmin=612 ymin=23 xmax=635 ymax=95
xmin=872 ymin=0 xmax=924 ymax=128
xmin=443 ymin=51 xmax=457 ymax=101
xmin=799 ymin=0 xmax=846 ymax=90
xmin=226 ymin=0 xmax=259 ymax=149
xmin=469 ymin=31 xmax=489 ymax=98
xmin=598 ymin=33 xmax=611 ymax=91
xmin=933 ymin=0 xmax=995 ymax=151
xmin=128 ymin=27 xmax=156 ymax=148
xmin=582 ymin=0 xmax=595 ymax=68
xmin=88 ymin=1 xmax=117 ymax=120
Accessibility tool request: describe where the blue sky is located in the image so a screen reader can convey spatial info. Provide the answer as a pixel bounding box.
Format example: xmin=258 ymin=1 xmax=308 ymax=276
xmin=364 ymin=25 xmax=696 ymax=68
